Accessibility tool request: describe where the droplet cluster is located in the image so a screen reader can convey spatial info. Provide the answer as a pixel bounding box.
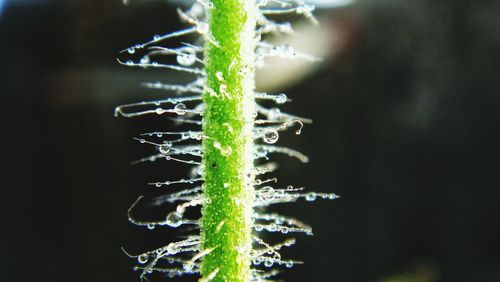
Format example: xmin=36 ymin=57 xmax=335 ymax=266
xmin=116 ymin=0 xmax=338 ymax=281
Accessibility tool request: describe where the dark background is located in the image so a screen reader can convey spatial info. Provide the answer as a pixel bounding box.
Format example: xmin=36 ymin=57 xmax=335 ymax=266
xmin=2 ymin=0 xmax=500 ymax=281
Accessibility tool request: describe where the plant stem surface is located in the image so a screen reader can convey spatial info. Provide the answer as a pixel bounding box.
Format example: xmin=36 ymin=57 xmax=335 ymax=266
xmin=201 ymin=0 xmax=257 ymax=281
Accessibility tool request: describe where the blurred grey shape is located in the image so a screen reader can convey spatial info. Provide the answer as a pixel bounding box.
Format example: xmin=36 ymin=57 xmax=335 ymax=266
xmin=307 ymin=0 xmax=353 ymax=8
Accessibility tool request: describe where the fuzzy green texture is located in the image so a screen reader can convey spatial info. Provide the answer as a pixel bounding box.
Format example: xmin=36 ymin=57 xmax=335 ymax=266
xmin=200 ymin=0 xmax=257 ymax=281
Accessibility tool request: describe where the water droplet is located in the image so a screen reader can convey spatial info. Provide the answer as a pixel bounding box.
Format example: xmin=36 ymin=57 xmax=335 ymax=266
xmin=276 ymin=93 xmax=287 ymax=104
xmin=139 ymin=139 xmax=145 ymax=143
xmin=174 ymin=103 xmax=187 ymax=115
xmin=140 ymin=56 xmax=149 ymax=64
xmin=159 ymin=144 xmax=170 ymax=154
xmin=328 ymin=194 xmax=338 ymax=200
xmin=268 ymin=108 xmax=281 ymax=120
xmin=137 ymin=254 xmax=148 ymax=264
xmin=253 ymin=257 xmax=262 ymax=265
xmin=214 ymin=140 xmax=231 ymax=156
xmin=305 ymin=193 xmax=317 ymax=201
xmin=166 ymin=242 xmax=180 ymax=254
xmin=155 ymin=108 xmax=165 ymax=115
xmin=264 ymin=259 xmax=273 ymax=267
xmin=177 ymin=132 xmax=187 ymax=140
xmin=176 ymin=48 xmax=196 ymax=66
xmin=147 ymin=223 xmax=155 ymax=230
xmin=286 ymin=261 xmax=293 ymax=268
xmin=155 ymin=182 xmax=162 ymax=187
xmin=264 ymin=129 xmax=279 ymax=144
xmin=127 ymin=48 xmax=135 ymax=54
xmin=259 ymin=186 xmax=276 ymax=201
xmin=153 ymin=34 xmax=161 ymax=41
xmin=125 ymin=60 xmax=133 ymax=66
xmin=166 ymin=212 xmax=182 ymax=227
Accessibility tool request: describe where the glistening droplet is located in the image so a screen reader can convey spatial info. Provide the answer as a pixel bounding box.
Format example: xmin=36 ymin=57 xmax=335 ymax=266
xmin=305 ymin=193 xmax=317 ymax=201
xmin=177 ymin=48 xmax=196 ymax=66
xmin=166 ymin=212 xmax=182 ymax=227
xmin=137 ymin=254 xmax=148 ymax=264
xmin=268 ymin=108 xmax=281 ymax=120
xmin=174 ymin=103 xmax=187 ymax=115
xmin=275 ymin=93 xmax=287 ymax=104
xmin=167 ymin=242 xmax=180 ymax=254
xmin=264 ymin=259 xmax=273 ymax=267
xmin=159 ymin=144 xmax=170 ymax=154
xmin=259 ymin=186 xmax=276 ymax=201
xmin=264 ymin=129 xmax=279 ymax=144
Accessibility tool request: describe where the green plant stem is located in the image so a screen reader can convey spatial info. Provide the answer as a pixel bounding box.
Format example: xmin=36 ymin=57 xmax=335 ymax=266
xmin=200 ymin=0 xmax=257 ymax=281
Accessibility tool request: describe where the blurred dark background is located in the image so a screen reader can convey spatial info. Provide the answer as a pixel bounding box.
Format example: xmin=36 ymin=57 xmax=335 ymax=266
xmin=1 ymin=0 xmax=500 ymax=281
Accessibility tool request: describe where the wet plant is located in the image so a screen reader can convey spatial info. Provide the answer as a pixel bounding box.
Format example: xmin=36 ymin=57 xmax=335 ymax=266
xmin=116 ymin=0 xmax=338 ymax=281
